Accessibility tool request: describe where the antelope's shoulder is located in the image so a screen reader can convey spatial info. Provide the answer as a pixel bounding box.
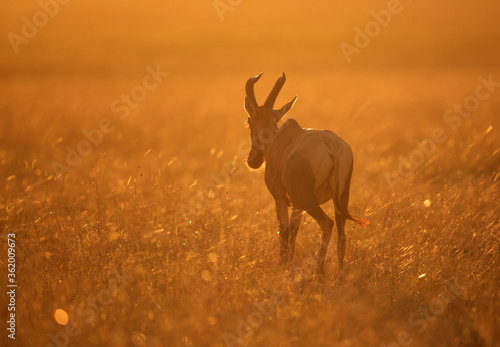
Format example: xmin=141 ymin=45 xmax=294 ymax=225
xmin=274 ymin=118 xmax=305 ymax=145
xmin=277 ymin=118 xmax=303 ymax=136
xmin=268 ymin=119 xmax=304 ymax=159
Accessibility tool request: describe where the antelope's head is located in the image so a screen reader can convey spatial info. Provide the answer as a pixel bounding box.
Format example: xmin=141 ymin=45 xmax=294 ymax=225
xmin=244 ymin=73 xmax=297 ymax=169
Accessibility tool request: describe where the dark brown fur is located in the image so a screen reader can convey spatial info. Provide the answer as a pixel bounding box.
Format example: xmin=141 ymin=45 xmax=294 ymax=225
xmin=244 ymin=73 xmax=369 ymax=275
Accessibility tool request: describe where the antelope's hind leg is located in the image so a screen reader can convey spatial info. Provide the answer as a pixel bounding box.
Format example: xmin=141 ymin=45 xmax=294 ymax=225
xmin=334 ymin=213 xmax=347 ymax=270
xmin=305 ymin=206 xmax=334 ymax=276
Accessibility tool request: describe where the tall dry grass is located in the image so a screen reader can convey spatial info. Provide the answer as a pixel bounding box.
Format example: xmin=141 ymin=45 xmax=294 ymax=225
xmin=1 ymin=1 xmax=499 ymax=346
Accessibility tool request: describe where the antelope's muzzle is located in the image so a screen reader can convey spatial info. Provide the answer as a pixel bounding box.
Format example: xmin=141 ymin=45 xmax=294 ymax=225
xmin=247 ymin=148 xmax=264 ymax=169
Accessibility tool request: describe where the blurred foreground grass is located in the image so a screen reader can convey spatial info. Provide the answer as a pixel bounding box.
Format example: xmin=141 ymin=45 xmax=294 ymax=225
xmin=1 ymin=1 xmax=500 ymax=346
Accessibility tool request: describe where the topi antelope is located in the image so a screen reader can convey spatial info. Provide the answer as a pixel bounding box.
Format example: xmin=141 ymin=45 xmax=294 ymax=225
xmin=244 ymin=73 xmax=369 ymax=275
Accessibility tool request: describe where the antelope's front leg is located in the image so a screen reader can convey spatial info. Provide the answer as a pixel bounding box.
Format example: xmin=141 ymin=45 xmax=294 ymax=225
xmin=275 ymin=201 xmax=290 ymax=263
xmin=289 ymin=207 xmax=303 ymax=261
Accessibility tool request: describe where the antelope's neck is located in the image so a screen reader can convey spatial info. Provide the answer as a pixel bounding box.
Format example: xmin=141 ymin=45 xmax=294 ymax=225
xmin=261 ymin=126 xmax=279 ymax=158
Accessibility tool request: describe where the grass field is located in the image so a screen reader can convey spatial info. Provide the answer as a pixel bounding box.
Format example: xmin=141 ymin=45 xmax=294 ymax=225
xmin=1 ymin=1 xmax=499 ymax=346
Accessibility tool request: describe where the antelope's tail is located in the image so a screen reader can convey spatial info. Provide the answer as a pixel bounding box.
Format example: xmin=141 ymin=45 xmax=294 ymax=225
xmin=347 ymin=213 xmax=370 ymax=227
xmin=328 ymin=139 xmax=370 ymax=228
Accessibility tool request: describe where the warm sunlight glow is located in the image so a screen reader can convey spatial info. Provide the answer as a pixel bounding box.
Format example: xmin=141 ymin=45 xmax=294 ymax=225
xmin=1 ymin=0 xmax=498 ymax=345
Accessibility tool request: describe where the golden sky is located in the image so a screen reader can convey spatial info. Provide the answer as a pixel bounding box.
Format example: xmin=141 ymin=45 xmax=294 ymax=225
xmin=2 ymin=0 xmax=499 ymax=75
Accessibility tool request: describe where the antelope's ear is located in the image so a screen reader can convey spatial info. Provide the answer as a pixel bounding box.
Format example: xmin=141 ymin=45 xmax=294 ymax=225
xmin=274 ymin=96 xmax=297 ymax=120
xmin=244 ymin=96 xmax=256 ymax=115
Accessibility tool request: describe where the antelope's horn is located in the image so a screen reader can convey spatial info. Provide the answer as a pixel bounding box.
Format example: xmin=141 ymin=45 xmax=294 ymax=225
xmin=264 ymin=72 xmax=286 ymax=108
xmin=245 ymin=73 xmax=263 ymax=106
